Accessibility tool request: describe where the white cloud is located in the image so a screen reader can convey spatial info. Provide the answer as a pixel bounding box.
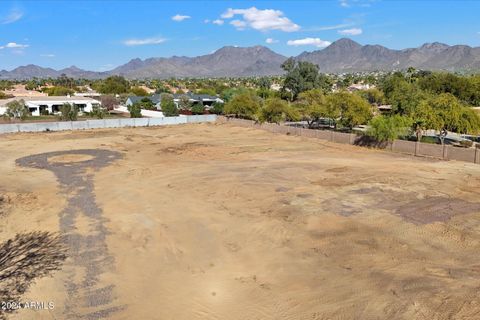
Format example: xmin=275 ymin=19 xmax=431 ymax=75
xmin=0 ymin=42 xmax=29 ymax=49
xmin=338 ymin=28 xmax=363 ymax=35
xmin=204 ymin=19 xmax=210 ymax=23
xmin=340 ymin=0 xmax=350 ymax=7
xmin=172 ymin=14 xmax=191 ymax=22
xmin=287 ymin=37 xmax=331 ymax=48
xmin=40 ymin=53 xmax=55 ymax=57
xmin=221 ymin=7 xmax=300 ymax=32
xmin=230 ymin=20 xmax=247 ymax=30
xmin=212 ymin=19 xmax=224 ymax=25
xmin=123 ymin=37 xmax=166 ymax=46
xmin=305 ymin=23 xmax=354 ymax=31
xmin=1 ymin=9 xmax=23 ymax=24
xmin=266 ymin=38 xmax=278 ymax=44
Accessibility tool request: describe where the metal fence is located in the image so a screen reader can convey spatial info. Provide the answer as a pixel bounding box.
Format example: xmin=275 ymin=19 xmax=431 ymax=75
xmin=0 ymin=115 xmax=217 ymax=134
xmin=217 ymin=116 xmax=480 ymax=165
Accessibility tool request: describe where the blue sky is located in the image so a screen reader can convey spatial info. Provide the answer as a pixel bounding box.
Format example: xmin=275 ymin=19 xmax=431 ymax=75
xmin=1 ymin=0 xmax=479 ymax=71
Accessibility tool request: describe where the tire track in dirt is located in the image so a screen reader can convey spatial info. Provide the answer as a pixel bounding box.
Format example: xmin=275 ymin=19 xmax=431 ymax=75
xmin=16 ymin=149 xmax=123 ymax=319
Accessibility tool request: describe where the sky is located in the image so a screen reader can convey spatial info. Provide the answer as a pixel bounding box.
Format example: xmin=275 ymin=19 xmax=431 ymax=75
xmin=1 ymin=0 xmax=480 ymax=71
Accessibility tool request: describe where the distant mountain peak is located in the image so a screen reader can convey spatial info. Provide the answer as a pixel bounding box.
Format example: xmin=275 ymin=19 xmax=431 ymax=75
xmin=329 ymin=38 xmax=362 ymax=49
xmin=420 ymin=42 xmax=450 ymax=50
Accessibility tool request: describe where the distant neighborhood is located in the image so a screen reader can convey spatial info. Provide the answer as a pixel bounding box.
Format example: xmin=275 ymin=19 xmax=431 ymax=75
xmin=1 ymin=63 xmax=479 ymax=149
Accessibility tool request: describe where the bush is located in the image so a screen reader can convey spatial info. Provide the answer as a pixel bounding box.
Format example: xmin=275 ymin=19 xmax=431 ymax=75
xmin=224 ymin=92 xmax=261 ymax=120
xmin=59 ymin=103 xmax=78 ymax=121
xmin=130 ymin=87 xmax=149 ymax=96
xmin=211 ymin=102 xmax=224 ymax=115
xmin=127 ymin=103 xmax=142 ymax=118
xmin=4 ymin=100 xmax=28 ymax=120
xmin=161 ymin=93 xmax=178 ymax=117
xmin=367 ymin=115 xmax=412 ymax=142
xmin=258 ymin=98 xmax=298 ymax=124
xmin=42 ymin=86 xmax=74 ymax=96
xmin=191 ymin=103 xmax=205 ymax=115
xmin=90 ymin=104 xmax=107 ymax=119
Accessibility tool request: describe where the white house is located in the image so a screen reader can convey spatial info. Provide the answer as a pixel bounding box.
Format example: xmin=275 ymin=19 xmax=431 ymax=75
xmin=126 ymin=93 xmax=224 ymax=111
xmin=0 ymin=96 xmax=101 ymax=116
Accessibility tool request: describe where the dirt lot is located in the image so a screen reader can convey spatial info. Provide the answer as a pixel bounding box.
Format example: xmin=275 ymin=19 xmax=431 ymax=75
xmin=1 ymin=122 xmax=480 ymax=319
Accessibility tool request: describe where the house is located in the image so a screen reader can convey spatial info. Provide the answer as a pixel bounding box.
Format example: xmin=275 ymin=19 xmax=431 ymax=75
xmin=0 ymin=96 xmax=101 ymax=116
xmin=347 ymin=83 xmax=374 ymax=92
xmin=125 ymin=93 xmax=224 ymax=110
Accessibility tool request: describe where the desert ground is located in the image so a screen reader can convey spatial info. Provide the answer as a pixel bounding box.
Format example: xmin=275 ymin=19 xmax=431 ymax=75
xmin=1 ymin=122 xmax=480 ymax=319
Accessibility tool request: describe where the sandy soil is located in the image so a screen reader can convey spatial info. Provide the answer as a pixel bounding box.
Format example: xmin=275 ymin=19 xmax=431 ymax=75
xmin=1 ymin=122 xmax=480 ymax=319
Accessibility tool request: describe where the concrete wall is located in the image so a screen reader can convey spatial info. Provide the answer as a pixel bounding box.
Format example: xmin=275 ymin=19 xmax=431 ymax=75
xmin=0 ymin=115 xmax=217 ymax=134
xmin=218 ymin=116 xmax=479 ymax=165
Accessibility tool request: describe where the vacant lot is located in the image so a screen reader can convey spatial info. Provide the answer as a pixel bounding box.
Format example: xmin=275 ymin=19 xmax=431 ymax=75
xmin=1 ymin=123 xmax=480 ymax=319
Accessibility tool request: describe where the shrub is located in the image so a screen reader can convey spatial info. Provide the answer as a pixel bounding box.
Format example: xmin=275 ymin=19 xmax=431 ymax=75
xmin=224 ymin=92 xmax=261 ymax=120
xmin=161 ymin=93 xmax=178 ymax=117
xmin=367 ymin=115 xmax=412 ymax=142
xmin=90 ymin=104 xmax=108 ymax=119
xmin=59 ymin=103 xmax=78 ymax=121
xmin=191 ymin=103 xmax=205 ymax=115
xmin=127 ymin=103 xmax=142 ymax=118
xmin=4 ymin=100 xmax=29 ymax=120
xmin=258 ymin=98 xmax=298 ymax=124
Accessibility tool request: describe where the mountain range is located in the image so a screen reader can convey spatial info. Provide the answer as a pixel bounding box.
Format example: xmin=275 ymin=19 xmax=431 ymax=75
xmin=1 ymin=38 xmax=480 ymax=80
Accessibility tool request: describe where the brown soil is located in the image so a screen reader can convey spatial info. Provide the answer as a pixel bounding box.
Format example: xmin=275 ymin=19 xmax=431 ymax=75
xmin=1 ymin=122 xmax=480 ymax=319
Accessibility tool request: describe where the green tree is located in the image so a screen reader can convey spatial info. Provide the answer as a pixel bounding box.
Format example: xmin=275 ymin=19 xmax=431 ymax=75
xmin=43 ymin=86 xmax=75 ymax=96
xmin=59 ymin=103 xmax=78 ymax=121
xmin=134 ymin=97 xmax=155 ymax=110
xmin=258 ymin=98 xmax=298 ymax=124
xmin=130 ymin=87 xmax=149 ymax=96
xmin=224 ymin=92 xmax=262 ymax=120
xmin=281 ymin=58 xmax=322 ymax=100
xmin=161 ymin=93 xmax=178 ymax=117
xmin=127 ymin=103 xmax=142 ymax=118
xmin=356 ymin=88 xmax=385 ymax=105
xmin=326 ymin=92 xmax=373 ymax=129
xmin=367 ymin=115 xmax=412 ymax=142
xmin=191 ymin=103 xmax=205 ymax=115
xmin=293 ymin=89 xmax=332 ymax=128
xmin=5 ymin=99 xmax=28 ymax=120
xmin=95 ymin=76 xmax=130 ymax=94
xmin=210 ymin=102 xmax=224 ymax=115
xmin=90 ymin=104 xmax=108 ymax=119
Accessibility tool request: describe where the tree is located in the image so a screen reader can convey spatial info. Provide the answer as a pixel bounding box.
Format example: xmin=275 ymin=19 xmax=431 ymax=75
xmin=95 ymin=76 xmax=130 ymax=94
xmin=130 ymin=87 xmax=149 ymax=96
xmin=43 ymin=86 xmax=74 ymax=96
xmin=90 ymin=104 xmax=108 ymax=119
xmin=210 ymin=102 xmax=224 ymax=115
xmin=258 ymin=98 xmax=298 ymax=124
xmin=281 ymin=58 xmax=322 ymax=101
xmin=5 ymin=100 xmax=28 ymax=120
xmin=257 ymin=77 xmax=272 ymax=99
xmin=100 ymin=95 xmax=118 ymax=111
xmin=325 ymin=92 xmax=373 ymax=129
xmin=356 ymin=88 xmax=385 ymax=105
xmin=430 ymin=93 xmax=480 ymax=134
xmin=161 ymin=93 xmax=178 ymax=117
xmin=127 ymin=103 xmax=142 ymax=118
xmin=134 ymin=97 xmax=155 ymax=110
xmin=224 ymin=92 xmax=262 ymax=120
xmin=191 ymin=103 xmax=205 ymax=115
xmin=177 ymin=95 xmax=192 ymax=111
xmin=293 ymin=89 xmax=332 ymax=128
xmin=367 ymin=115 xmax=412 ymax=142
xmin=59 ymin=103 xmax=78 ymax=121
